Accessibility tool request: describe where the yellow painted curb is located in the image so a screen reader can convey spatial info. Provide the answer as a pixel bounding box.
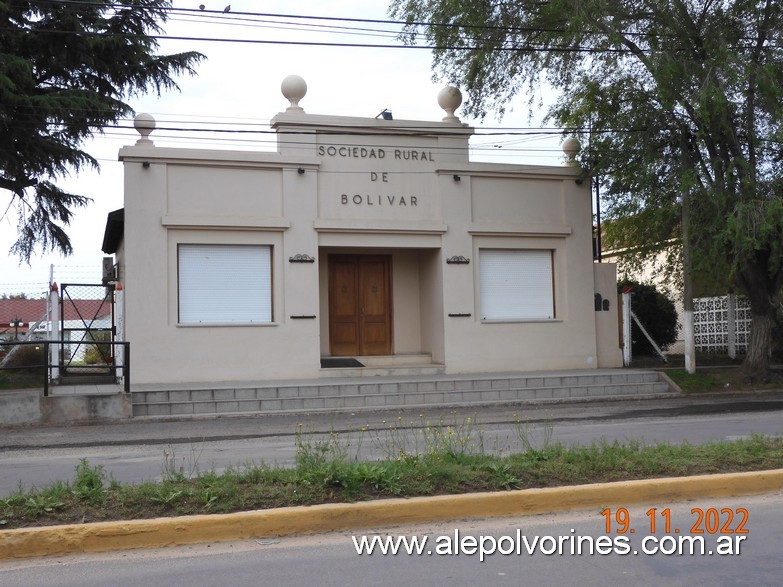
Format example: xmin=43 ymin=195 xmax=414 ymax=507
xmin=2 ymin=468 xmax=782 ymax=560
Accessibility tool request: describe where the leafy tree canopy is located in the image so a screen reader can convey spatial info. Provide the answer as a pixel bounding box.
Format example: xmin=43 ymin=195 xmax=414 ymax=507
xmin=0 ymin=292 xmax=35 ymax=299
xmin=0 ymin=0 xmax=204 ymax=260
xmin=391 ymin=0 xmax=783 ymax=374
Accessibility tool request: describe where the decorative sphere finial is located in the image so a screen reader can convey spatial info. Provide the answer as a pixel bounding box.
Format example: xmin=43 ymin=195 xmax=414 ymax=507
xmin=437 ymin=86 xmax=462 ymax=122
xmin=281 ymin=75 xmax=307 ymax=112
xmin=134 ymin=113 xmax=156 ymax=145
xmin=561 ymin=136 xmax=581 ymax=166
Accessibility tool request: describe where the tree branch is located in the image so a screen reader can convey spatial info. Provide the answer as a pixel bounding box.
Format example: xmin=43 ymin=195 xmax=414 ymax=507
xmin=0 ymin=176 xmax=39 ymax=194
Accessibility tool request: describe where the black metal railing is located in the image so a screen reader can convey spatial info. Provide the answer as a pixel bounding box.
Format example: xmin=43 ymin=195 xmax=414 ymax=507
xmin=0 ymin=340 xmax=130 ymax=396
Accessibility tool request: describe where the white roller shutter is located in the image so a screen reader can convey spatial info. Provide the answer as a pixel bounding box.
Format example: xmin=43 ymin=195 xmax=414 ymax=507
xmin=479 ymin=249 xmax=554 ymax=320
xmin=178 ymin=244 xmax=272 ymax=324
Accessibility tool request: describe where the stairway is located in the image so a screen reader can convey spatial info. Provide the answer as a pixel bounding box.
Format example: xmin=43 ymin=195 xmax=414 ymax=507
xmin=131 ymin=368 xmax=674 ymax=418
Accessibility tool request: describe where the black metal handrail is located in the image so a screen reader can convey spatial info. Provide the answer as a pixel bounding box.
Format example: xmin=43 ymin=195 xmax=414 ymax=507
xmin=0 ymin=340 xmax=130 ymax=396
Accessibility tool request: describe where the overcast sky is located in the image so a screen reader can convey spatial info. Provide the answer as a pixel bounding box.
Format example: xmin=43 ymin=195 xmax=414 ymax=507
xmin=0 ymin=0 xmax=567 ymax=297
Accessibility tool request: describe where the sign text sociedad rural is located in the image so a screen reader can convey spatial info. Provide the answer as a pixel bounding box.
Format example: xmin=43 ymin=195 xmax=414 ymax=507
xmin=318 ymin=145 xmax=432 ymax=208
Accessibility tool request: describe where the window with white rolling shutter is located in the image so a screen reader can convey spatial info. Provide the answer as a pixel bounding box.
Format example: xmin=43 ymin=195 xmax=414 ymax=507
xmin=178 ymin=244 xmax=272 ymax=324
xmin=479 ymin=249 xmax=554 ymax=320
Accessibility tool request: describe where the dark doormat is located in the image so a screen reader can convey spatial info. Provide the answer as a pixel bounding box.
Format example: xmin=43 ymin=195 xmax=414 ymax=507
xmin=321 ymin=358 xmax=365 ymax=368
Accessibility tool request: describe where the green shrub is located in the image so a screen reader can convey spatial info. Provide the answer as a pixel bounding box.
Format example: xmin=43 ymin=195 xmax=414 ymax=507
xmin=618 ymin=279 xmax=679 ymax=355
xmin=83 ymin=331 xmax=112 ymax=365
xmin=0 ymin=343 xmax=46 ymax=374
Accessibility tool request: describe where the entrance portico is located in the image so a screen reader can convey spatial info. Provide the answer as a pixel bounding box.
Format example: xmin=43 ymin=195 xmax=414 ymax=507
xmin=319 ymin=246 xmax=444 ymax=366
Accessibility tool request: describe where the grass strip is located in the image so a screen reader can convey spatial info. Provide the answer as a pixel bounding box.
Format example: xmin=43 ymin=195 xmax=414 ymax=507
xmin=2 ymin=435 xmax=782 ymax=530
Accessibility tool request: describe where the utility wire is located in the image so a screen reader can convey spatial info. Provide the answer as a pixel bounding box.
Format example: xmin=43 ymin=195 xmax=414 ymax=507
xmin=29 ymin=0 xmax=783 ymax=47
xmin=0 ymin=24 xmax=631 ymax=53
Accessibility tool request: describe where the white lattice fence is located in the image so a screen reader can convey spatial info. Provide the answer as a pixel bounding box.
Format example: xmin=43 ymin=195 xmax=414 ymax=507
xmin=693 ymin=295 xmax=751 ymax=354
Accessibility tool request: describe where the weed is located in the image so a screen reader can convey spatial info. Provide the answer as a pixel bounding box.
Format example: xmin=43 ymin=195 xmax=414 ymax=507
xmin=370 ymin=418 xmax=423 ymax=460
xmin=3 ymin=432 xmax=783 ymax=530
xmin=293 ymin=427 xmax=360 ymax=495
xmin=371 ymin=414 xmax=487 ymax=460
xmin=355 ymin=462 xmax=404 ymax=495
xmin=150 ymin=486 xmax=192 ymax=507
xmin=161 ymin=441 xmax=205 ymax=481
xmin=482 ymin=461 xmax=522 ymax=490
xmin=73 ymin=459 xmax=107 ymax=503
xmin=24 ymin=493 xmax=66 ymax=516
xmin=514 ymin=416 xmax=555 ymax=459
xmin=422 ymin=415 xmax=483 ymax=458
xmin=295 ymin=427 xmax=351 ymax=468
xmin=0 ymin=483 xmax=69 ymax=524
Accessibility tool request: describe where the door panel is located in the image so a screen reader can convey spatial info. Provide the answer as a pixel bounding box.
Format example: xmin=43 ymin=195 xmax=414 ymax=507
xmin=329 ymin=258 xmax=360 ymax=356
xmin=329 ymin=255 xmax=391 ymax=356
xmin=358 ymin=257 xmax=391 ymax=355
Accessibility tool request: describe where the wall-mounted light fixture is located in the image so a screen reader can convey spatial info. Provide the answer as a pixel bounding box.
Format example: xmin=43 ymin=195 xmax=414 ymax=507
xmin=453 ymin=174 xmax=461 ymax=182
xmin=142 ymin=161 xmax=150 ymax=169
xmin=297 ymin=167 xmax=305 ymax=175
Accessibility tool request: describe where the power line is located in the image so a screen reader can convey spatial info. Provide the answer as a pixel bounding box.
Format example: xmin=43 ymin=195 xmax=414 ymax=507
xmin=4 ymin=104 xmax=644 ymax=136
xmin=0 ymin=23 xmax=629 ymax=54
xmin=28 ymin=0 xmax=783 ymax=48
xmin=167 ymin=13 xmax=401 ymax=41
xmin=0 ymin=1 xmax=637 ymax=54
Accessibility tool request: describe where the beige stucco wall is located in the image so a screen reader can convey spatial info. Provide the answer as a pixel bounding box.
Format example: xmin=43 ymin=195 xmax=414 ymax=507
xmin=118 ymin=98 xmax=604 ymax=384
xmin=120 ymin=148 xmax=323 ymax=384
xmin=593 ymin=262 xmax=624 ymax=368
xmin=436 ymin=172 xmax=600 ymax=374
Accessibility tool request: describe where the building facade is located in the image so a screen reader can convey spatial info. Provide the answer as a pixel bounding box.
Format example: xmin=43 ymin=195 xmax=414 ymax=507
xmin=104 ymin=76 xmax=622 ymax=385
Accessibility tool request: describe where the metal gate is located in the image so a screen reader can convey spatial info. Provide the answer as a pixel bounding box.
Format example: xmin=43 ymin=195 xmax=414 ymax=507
xmin=59 ymin=284 xmax=115 ymax=376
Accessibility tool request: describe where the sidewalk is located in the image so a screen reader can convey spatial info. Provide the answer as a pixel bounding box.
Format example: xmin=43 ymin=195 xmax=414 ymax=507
xmin=3 ymin=389 xmax=783 ymax=450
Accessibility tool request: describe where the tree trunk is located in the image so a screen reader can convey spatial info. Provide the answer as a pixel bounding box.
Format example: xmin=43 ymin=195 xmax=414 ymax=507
xmin=736 ymin=252 xmax=781 ymax=381
xmin=743 ymin=310 xmax=774 ymax=380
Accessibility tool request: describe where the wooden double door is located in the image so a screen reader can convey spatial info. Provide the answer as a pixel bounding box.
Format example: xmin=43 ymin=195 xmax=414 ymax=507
xmin=328 ymin=255 xmax=392 ymax=356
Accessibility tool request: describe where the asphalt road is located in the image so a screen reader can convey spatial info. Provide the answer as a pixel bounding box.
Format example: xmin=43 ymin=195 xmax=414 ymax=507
xmin=1 ymin=491 xmax=779 ymax=586
xmin=1 ymin=394 xmax=782 ymax=496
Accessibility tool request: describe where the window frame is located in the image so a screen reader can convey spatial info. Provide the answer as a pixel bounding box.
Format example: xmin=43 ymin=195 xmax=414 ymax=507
xmin=177 ymin=243 xmax=273 ymax=325
xmin=478 ymin=248 xmax=556 ymax=322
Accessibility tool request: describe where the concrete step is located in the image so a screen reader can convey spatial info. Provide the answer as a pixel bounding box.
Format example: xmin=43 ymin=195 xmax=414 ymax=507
xmin=131 ymin=370 xmax=675 ymax=418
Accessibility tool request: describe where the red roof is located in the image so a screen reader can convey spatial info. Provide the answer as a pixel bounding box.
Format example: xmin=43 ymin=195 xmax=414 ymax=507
xmin=0 ymin=298 xmax=111 ymax=328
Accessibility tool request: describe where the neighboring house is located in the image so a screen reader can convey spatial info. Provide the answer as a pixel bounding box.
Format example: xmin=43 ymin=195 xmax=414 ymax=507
xmin=0 ymin=297 xmax=112 ymax=361
xmin=102 ymin=76 xmax=623 ymax=386
xmin=0 ymin=298 xmax=48 ymax=340
xmin=601 ymin=236 xmax=750 ymax=356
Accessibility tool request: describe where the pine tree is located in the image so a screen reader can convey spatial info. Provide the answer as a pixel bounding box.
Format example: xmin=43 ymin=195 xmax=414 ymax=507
xmin=0 ymin=0 xmax=204 ymax=260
